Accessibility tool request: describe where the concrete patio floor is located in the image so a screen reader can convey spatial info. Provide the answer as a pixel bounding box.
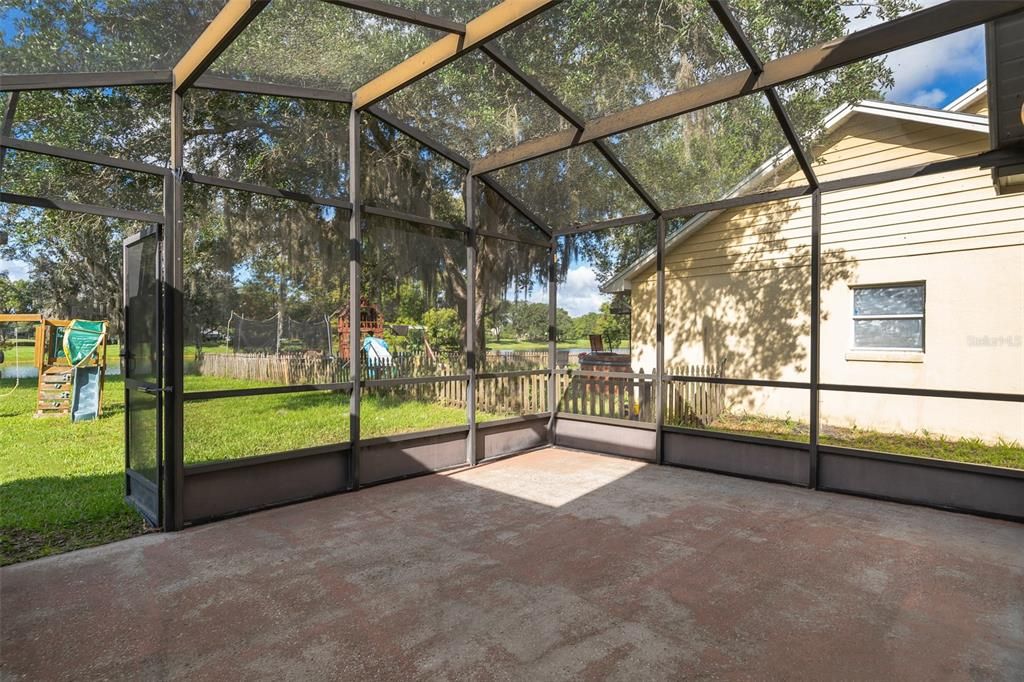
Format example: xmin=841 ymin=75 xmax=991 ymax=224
xmin=3 ymin=447 xmax=1023 ymax=680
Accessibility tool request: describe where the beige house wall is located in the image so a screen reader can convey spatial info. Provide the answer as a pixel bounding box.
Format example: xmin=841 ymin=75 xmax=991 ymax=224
xmin=630 ymin=113 xmax=1024 ymax=443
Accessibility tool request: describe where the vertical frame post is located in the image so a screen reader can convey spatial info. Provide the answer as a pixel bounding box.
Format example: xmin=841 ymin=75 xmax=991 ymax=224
xmin=655 ymin=214 xmax=666 ymax=464
xmin=0 ymin=91 xmax=20 ymax=179
xmin=165 ymin=88 xmax=185 ymax=530
xmin=465 ymin=173 xmax=477 ymax=466
xmin=547 ymin=240 xmax=558 ymax=441
xmin=809 ymin=189 xmax=822 ymax=488
xmin=348 ymin=106 xmax=362 ymax=489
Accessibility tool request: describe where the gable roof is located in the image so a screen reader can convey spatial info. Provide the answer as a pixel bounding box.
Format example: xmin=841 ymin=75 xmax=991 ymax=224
xmin=603 ymin=90 xmax=991 ymax=294
xmin=944 ymin=80 xmax=988 ymax=113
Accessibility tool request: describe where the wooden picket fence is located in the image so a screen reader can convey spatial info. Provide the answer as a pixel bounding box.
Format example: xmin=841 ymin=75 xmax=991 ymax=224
xmin=197 ymin=352 xmax=351 ymax=384
xmin=476 ymin=372 xmax=550 ymax=414
xmin=196 ymin=351 xmax=723 ymax=425
xmin=553 ymin=370 xmax=656 ymax=422
xmin=665 ymin=363 xmax=725 ymax=427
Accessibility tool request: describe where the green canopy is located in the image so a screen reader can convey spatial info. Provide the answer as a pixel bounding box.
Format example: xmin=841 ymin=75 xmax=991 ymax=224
xmin=62 ymin=320 xmax=106 ymax=367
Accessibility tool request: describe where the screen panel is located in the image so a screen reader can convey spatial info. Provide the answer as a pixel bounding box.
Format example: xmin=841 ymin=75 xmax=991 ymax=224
xmin=208 ymin=1 xmax=443 ymax=91
xmin=493 ymin=0 xmax=746 ymax=120
xmin=362 ymin=114 xmax=466 ymax=223
xmin=10 ymin=86 xmax=170 ymax=167
xmin=604 ymin=92 xmax=791 ymax=210
xmin=490 ymin=143 xmax=648 ymax=230
xmin=181 ymin=183 xmax=350 ymax=391
xmin=184 ymin=88 xmax=349 ymax=198
xmin=0 ymin=0 xmax=227 ymax=74
xmin=377 ymin=49 xmax=568 ymax=159
xmin=2 ymin=149 xmax=163 ymax=213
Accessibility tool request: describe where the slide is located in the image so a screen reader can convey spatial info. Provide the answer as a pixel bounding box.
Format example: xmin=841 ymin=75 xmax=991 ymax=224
xmin=71 ymin=366 xmax=101 ymax=422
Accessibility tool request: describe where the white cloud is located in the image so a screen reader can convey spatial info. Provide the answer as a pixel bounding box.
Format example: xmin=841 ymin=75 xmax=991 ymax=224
xmin=882 ymin=25 xmax=985 ymax=106
xmin=0 ymin=259 xmax=30 ymax=281
xmin=552 ymin=265 xmax=609 ymax=317
xmin=840 ymin=1 xmax=985 ymax=109
xmin=908 ymin=88 xmax=947 ymax=108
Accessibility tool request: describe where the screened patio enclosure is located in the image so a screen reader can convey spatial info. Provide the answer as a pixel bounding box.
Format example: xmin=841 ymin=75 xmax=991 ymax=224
xmin=2 ymin=0 xmax=1023 ymax=529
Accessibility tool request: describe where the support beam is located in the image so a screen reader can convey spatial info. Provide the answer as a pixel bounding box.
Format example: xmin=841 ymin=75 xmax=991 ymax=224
xmin=476 ymin=174 xmax=552 ymax=237
xmin=0 ymin=192 xmax=162 ymax=222
xmin=0 ymin=70 xmax=171 ymax=91
xmin=481 ymin=43 xmax=662 ymax=214
xmin=2 ymin=135 xmax=167 ymax=176
xmin=193 ymin=75 xmax=352 ymax=103
xmin=555 ymin=212 xmax=658 ymax=235
xmin=348 ymin=107 xmax=362 ymax=490
xmin=352 ymin=0 xmax=561 ymax=110
xmin=708 ymin=0 xmax=818 ymax=188
xmin=183 ymin=171 xmax=353 ymax=209
xmin=473 ymin=0 xmax=1024 ymax=174
xmin=547 ymin=243 xmax=558 ymax=440
xmin=165 ymin=92 xmax=185 ymax=530
xmin=655 ymin=215 xmax=666 ymax=465
xmin=364 ymin=105 xmax=553 ymax=238
xmin=809 ymin=189 xmax=821 ymax=489
xmin=172 ymin=0 xmax=269 ymax=92
xmin=465 ymin=173 xmax=478 ymax=465
xmin=324 ymin=0 xmax=465 ymax=34
xmin=0 ymin=92 xmax=19 ymax=181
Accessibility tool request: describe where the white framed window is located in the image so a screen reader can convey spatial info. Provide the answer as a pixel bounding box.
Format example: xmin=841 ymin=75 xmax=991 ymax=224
xmin=851 ymin=283 xmax=925 ymax=352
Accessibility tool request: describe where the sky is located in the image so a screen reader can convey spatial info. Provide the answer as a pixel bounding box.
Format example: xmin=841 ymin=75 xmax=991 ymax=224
xmin=0 ymin=1 xmax=990 ymax=299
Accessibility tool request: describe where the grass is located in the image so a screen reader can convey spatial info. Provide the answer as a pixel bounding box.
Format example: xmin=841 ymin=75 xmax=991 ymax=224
xmin=692 ymin=413 xmax=1024 ymax=470
xmin=484 ymin=337 xmax=627 ymax=351
xmin=0 ymin=372 xmax=505 ymax=565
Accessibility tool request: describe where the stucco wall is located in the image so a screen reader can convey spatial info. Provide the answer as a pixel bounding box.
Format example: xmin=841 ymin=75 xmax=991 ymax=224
xmin=630 ymin=113 xmax=1024 ymax=443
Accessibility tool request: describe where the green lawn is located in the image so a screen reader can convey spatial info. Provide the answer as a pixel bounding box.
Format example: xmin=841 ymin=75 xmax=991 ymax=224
xmin=484 ymin=337 xmax=627 ymax=351
xmin=0 ymin=373 xmax=503 ymax=565
xmin=690 ymin=413 xmax=1024 ymax=470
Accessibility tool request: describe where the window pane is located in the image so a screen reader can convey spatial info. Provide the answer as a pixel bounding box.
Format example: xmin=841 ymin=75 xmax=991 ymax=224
xmin=181 ymin=184 xmax=351 ymax=390
xmin=557 ymin=370 xmax=656 ymax=424
xmin=603 ymin=92 xmax=790 ymax=210
xmin=184 ymin=390 xmax=350 ymax=465
xmin=184 ymin=89 xmax=349 ymax=198
xmin=493 ymin=0 xmax=746 ymax=120
xmin=384 ymin=1 xmax=499 ymax=22
xmin=208 ymin=1 xmax=442 ymax=91
xmin=490 ymin=143 xmax=647 ymax=229
xmin=360 ymin=215 xmax=467 ymax=378
xmin=731 ymin=1 xmax=920 ymax=63
xmin=377 ymin=49 xmax=567 ymax=159
xmin=362 ymin=115 xmax=465 ymax=222
xmin=2 ymin=149 xmax=163 ymax=213
xmin=478 ymin=183 xmax=549 ymax=244
xmin=853 ymin=285 xmax=923 ymax=316
xmin=11 ymin=86 xmax=170 ymax=167
xmin=478 ymin=236 xmax=548 ymax=371
xmin=820 ymin=391 xmax=1023 ymax=470
xmin=775 ymin=28 xmax=989 ymax=173
xmin=665 ymin=383 xmax=810 ymax=444
xmin=362 ymin=382 xmax=468 ymax=438
xmin=0 ymin=1 xmax=226 ymax=74
xmin=853 ymin=319 xmax=922 ymax=350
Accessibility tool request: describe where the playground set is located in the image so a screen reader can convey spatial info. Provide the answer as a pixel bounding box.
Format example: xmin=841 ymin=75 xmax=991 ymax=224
xmin=0 ymin=313 xmax=108 ymax=421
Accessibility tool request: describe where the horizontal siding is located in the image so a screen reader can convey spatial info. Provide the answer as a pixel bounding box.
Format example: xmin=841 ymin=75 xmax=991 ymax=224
xmin=655 ymin=113 xmax=1024 ymax=282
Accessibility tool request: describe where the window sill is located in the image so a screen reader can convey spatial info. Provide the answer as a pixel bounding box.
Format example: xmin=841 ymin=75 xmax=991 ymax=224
xmin=845 ymin=350 xmax=924 ymax=363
